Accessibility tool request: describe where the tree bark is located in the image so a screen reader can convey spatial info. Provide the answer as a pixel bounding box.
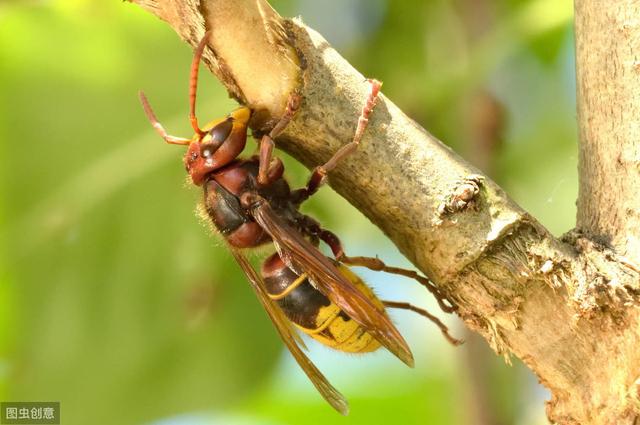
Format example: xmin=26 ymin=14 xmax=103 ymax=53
xmin=575 ymin=1 xmax=640 ymax=261
xmin=127 ymin=1 xmax=640 ymax=423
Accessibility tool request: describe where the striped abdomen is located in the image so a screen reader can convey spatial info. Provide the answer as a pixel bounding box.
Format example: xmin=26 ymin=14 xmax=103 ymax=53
xmin=261 ymin=253 xmax=383 ymax=353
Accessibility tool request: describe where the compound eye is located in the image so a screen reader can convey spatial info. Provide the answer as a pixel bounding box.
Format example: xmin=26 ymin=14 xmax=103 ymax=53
xmin=210 ymin=118 xmax=233 ymax=145
xmin=200 ymin=142 xmax=215 ymax=159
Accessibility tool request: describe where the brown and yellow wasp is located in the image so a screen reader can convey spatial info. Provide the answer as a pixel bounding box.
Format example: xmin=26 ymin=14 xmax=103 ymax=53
xmin=139 ymin=32 xmax=460 ymax=415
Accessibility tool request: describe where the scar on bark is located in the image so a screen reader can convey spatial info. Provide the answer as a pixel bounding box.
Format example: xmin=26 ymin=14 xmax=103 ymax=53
xmin=435 ymin=174 xmax=485 ymax=223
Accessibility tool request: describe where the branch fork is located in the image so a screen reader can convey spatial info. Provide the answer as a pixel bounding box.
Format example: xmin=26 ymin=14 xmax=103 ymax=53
xmin=129 ymin=1 xmax=640 ymax=423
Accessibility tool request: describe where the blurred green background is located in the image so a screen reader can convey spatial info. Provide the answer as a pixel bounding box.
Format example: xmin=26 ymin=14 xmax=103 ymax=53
xmin=0 ymin=0 xmax=576 ymax=424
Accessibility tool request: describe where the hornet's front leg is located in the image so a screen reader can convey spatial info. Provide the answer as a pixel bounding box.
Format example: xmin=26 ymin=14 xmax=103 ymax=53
xmin=257 ymin=94 xmax=301 ymax=186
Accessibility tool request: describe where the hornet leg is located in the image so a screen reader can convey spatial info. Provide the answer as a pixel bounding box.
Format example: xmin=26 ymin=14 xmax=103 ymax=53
xmin=308 ymin=223 xmax=457 ymax=314
xmin=257 ymin=94 xmax=301 ymax=186
xmin=383 ymin=301 xmax=463 ymax=346
xmin=293 ymin=79 xmax=382 ymax=203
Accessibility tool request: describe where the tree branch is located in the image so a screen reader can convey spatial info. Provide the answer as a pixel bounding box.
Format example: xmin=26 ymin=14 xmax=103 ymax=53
xmin=575 ymin=1 xmax=640 ymax=262
xmin=128 ymin=1 xmax=640 ymax=423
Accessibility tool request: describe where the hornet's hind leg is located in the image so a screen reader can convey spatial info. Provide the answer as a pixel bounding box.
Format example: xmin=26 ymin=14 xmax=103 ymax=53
xmin=313 ymin=225 xmax=462 ymax=345
xmin=315 ymin=226 xmax=457 ymax=314
xmin=337 ymin=253 xmax=457 ymax=314
xmin=383 ymin=301 xmax=463 ymax=346
xmin=299 ymin=216 xmax=457 ymax=315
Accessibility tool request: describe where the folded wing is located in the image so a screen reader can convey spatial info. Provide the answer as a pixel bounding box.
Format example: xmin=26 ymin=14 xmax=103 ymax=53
xmin=251 ymin=202 xmax=414 ymax=367
xmin=229 ymin=246 xmax=349 ymax=415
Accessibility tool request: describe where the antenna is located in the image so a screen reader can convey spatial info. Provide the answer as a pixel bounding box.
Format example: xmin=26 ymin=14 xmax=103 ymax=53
xmin=189 ymin=31 xmax=212 ymax=136
xmin=139 ymin=91 xmax=191 ymax=145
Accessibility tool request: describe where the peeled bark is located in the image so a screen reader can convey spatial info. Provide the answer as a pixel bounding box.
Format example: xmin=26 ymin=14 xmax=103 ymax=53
xmin=127 ymin=1 xmax=640 ymax=423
